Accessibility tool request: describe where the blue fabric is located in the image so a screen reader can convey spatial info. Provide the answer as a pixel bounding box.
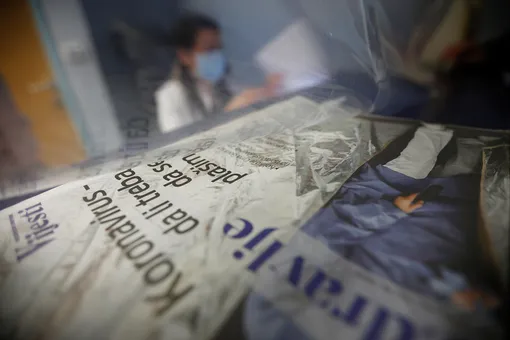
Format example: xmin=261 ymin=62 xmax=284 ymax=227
xmin=244 ymin=294 xmax=312 ymax=340
xmin=243 ymin=164 xmax=485 ymax=340
xmin=302 ymin=164 xmax=481 ymax=299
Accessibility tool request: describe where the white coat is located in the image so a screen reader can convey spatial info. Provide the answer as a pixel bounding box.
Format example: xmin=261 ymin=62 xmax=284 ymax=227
xmin=155 ymin=79 xmax=215 ymax=133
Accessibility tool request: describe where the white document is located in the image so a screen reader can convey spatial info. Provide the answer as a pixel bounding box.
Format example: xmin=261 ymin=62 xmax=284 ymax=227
xmin=255 ymin=19 xmax=330 ymax=94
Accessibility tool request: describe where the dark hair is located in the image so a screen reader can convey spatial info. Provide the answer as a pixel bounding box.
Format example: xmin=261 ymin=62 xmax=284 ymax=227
xmin=169 ymin=14 xmax=230 ymax=117
xmin=170 ymin=14 xmax=220 ymax=50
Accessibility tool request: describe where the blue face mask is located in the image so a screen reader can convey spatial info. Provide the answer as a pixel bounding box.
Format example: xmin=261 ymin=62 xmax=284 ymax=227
xmin=196 ymin=50 xmax=227 ymax=84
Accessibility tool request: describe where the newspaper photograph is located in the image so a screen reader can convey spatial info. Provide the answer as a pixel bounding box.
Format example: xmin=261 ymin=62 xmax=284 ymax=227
xmin=213 ymin=127 xmax=509 ymax=340
xmin=0 ymin=97 xmax=509 ymax=340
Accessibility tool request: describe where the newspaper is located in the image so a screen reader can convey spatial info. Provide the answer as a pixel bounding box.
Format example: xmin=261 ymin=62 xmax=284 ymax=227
xmin=0 ymin=97 xmax=329 ymax=199
xmin=0 ymin=97 xmax=509 ymax=340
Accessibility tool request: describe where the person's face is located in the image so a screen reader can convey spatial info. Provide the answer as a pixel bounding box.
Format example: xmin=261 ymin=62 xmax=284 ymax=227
xmin=177 ymin=28 xmax=222 ymax=74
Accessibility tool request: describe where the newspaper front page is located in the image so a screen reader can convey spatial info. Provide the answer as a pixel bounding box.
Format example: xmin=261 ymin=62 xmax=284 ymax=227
xmin=0 ymin=97 xmax=508 ymax=340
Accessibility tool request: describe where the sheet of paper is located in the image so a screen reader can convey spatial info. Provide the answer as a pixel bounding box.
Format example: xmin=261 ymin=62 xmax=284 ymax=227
xmin=255 ymin=19 xmax=330 ymax=94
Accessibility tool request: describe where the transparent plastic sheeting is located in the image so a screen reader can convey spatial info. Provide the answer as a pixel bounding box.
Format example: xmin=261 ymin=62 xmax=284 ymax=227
xmin=189 ymin=0 xmax=461 ymax=87
xmin=1 ymin=96 xmax=509 ymax=340
xmin=0 ymin=0 xmax=462 ymax=182
xmin=293 ymin=0 xmax=466 ymax=112
xmin=287 ymin=0 xmax=459 ymax=83
xmin=0 ymin=93 xmax=400 ymax=200
xmin=482 ymin=145 xmax=510 ymax=286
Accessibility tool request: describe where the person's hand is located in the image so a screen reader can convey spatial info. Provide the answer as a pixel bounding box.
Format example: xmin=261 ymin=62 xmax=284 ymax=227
xmin=264 ymin=73 xmax=283 ymax=96
xmin=224 ymin=88 xmax=268 ymax=112
xmin=393 ymin=193 xmax=424 ymax=214
xmin=224 ymin=74 xmax=283 ymax=112
xmin=239 ymin=88 xmax=268 ymax=103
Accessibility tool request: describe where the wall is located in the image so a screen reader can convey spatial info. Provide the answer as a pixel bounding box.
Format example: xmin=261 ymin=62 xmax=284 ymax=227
xmin=81 ymin=0 xmax=181 ymax=75
xmin=79 ymin=0 xmax=182 ymax=129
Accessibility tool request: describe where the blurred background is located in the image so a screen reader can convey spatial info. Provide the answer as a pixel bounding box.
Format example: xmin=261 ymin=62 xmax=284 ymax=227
xmin=1 ymin=0 xmax=509 ymax=179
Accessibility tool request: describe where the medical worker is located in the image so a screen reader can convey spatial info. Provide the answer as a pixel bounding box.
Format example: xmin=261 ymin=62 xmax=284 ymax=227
xmin=156 ymin=14 xmax=280 ymax=133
